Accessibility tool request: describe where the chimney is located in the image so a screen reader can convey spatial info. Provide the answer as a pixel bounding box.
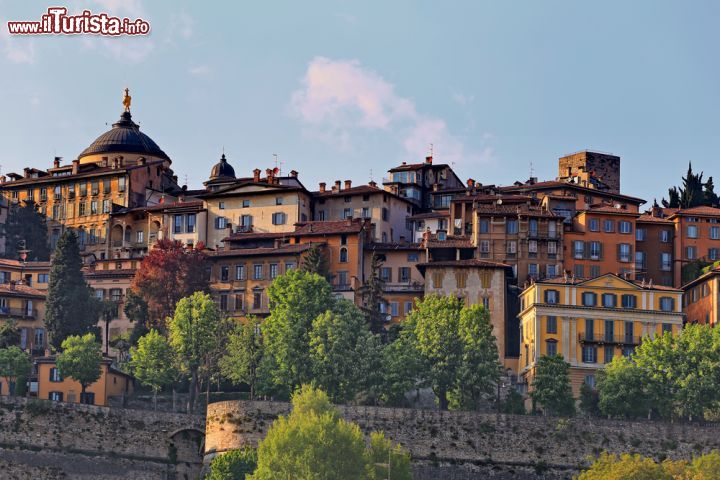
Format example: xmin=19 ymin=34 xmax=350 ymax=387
xmin=425 ymin=156 xmax=433 ymax=164
xmin=344 ymin=180 xmax=352 ymax=190
xmin=266 ymin=168 xmax=274 ymax=183
xmin=333 ymin=180 xmax=341 ymax=193
xmin=253 ymin=169 xmax=261 ymax=182
xmin=23 ymin=168 xmax=30 ymax=178
xmin=72 ymin=160 xmax=80 ymax=175
xmin=467 ymin=178 xmax=475 ymax=188
xmin=53 ymin=157 xmax=61 ymax=169
xmin=368 ymin=180 xmax=377 ymax=188
xmin=0 ymin=175 xmax=5 ymax=184
xmin=290 ymin=170 xmax=298 ymax=178
xmin=319 ymin=182 xmax=326 ymax=193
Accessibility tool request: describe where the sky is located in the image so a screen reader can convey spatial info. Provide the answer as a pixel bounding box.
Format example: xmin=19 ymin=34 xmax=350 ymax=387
xmin=1 ymin=0 xmax=719 ymax=204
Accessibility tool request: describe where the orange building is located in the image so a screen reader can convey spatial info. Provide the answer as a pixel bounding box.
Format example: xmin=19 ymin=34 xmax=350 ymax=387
xmin=635 ymin=212 xmax=674 ymax=286
xmin=665 ymin=206 xmax=720 ymax=286
xmin=36 ymin=356 xmax=134 ymax=406
xmin=683 ymin=267 xmax=720 ymax=326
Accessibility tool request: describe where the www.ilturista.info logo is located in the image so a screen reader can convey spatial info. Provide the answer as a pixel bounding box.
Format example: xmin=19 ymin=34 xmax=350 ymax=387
xmin=7 ymin=7 xmax=150 ymax=35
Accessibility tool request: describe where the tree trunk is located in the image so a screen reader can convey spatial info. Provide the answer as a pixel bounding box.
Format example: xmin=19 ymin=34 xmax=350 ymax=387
xmin=153 ymin=390 xmax=157 ymax=411
xmin=188 ymin=369 xmax=198 ymax=413
xmin=250 ymin=382 xmax=255 ymax=401
xmin=438 ymin=389 xmax=449 ymax=410
xmin=172 ymin=388 xmax=176 ymax=412
xmin=81 ymin=384 xmax=86 ymax=404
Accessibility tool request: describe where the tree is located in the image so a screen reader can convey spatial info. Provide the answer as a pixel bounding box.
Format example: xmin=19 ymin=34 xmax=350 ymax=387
xmin=130 ymin=329 xmax=177 ymax=409
xmin=662 ymin=187 xmax=680 ymax=209
xmin=130 ymin=239 xmax=208 ymax=329
xmin=500 ymin=389 xmax=526 ymax=415
xmin=379 ymin=332 xmax=427 ymax=406
xmin=309 ymin=300 xmax=381 ymax=403
xmin=0 ymin=320 xmax=20 ymax=349
xmin=250 ymin=385 xmax=412 ymax=480
xmin=45 ymin=231 xmax=101 ymax=350
xmin=452 ymin=305 xmax=502 ymax=410
xmin=358 ymin=253 xmax=387 ymax=334
xmin=662 ymin=162 xmax=719 ymax=209
xmin=168 ymin=292 xmax=219 ymax=413
xmin=597 ymin=356 xmax=651 ymax=419
xmin=0 ymin=346 xmax=31 ymax=396
xmin=207 ymin=447 xmax=257 ymax=480
xmin=2 ymin=200 xmax=50 ymax=261
xmin=579 ymin=382 xmax=600 ymax=417
xmin=262 ymin=269 xmax=335 ymax=390
xmin=576 ymin=452 xmax=672 ymax=480
xmin=220 ymin=317 xmax=264 ymax=400
xmin=705 ymin=176 xmax=719 ymax=206
xmin=299 ymin=243 xmax=332 ymax=281
xmin=529 ymin=355 xmax=575 ymax=416
xmin=56 ymin=333 xmax=102 ymax=402
xmin=123 ymin=290 xmax=149 ymax=337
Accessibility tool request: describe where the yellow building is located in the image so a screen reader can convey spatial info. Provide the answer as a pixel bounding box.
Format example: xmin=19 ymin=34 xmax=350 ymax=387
xmin=0 ymin=281 xmax=47 ymax=356
xmin=36 ymin=356 xmax=134 ymax=406
xmin=518 ymin=273 xmax=684 ymax=396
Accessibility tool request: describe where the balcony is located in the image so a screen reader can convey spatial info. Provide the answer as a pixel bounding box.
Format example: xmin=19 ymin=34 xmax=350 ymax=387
xmin=527 ymin=231 xmax=559 ymax=240
xmin=578 ymin=333 xmax=641 ymax=346
xmin=383 ymin=282 xmax=424 ymax=293
xmin=0 ymin=307 xmax=38 ymax=319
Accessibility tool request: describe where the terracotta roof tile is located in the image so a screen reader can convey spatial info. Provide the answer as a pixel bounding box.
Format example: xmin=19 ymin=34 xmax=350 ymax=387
xmin=293 ymin=219 xmax=368 ymax=236
xmin=210 ymin=244 xmax=313 ymax=258
xmin=0 ymin=283 xmax=45 ymax=297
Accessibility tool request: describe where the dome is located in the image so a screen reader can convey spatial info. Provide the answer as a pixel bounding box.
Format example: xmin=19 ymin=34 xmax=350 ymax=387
xmin=209 ymin=153 xmax=236 ymax=180
xmin=79 ymin=111 xmax=170 ymax=161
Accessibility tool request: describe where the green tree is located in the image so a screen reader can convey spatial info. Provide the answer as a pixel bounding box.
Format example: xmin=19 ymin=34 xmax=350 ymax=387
xmin=0 ymin=346 xmax=31 ymax=396
xmin=575 ymin=452 xmax=672 ymax=480
xmin=130 ymin=329 xmax=177 ymax=409
xmin=500 ymin=389 xmax=526 ymax=415
xmin=452 ymin=304 xmax=502 ymax=410
xmin=207 ymin=447 xmax=257 ymax=480
xmin=2 ymin=200 xmax=50 ymax=261
xmin=220 ymin=317 xmax=264 ymax=400
xmin=300 ymin=243 xmax=332 ymax=282
xmin=597 ymin=356 xmax=650 ymax=419
xmin=358 ymin=253 xmax=387 ymax=334
xmin=0 ymin=320 xmax=20 ymax=348
xmin=262 ymin=269 xmax=335 ymax=390
xmin=309 ymin=300 xmax=381 ymax=403
xmin=168 ymin=292 xmax=220 ymax=413
xmin=45 ymin=231 xmax=101 ymax=350
xmin=365 ymin=431 xmax=413 ymax=480
xmin=579 ymin=382 xmax=600 ymax=417
xmin=529 ymin=355 xmax=575 ymax=416
xmin=705 ymin=176 xmax=719 ymax=206
xmin=56 ymin=333 xmax=102 ymax=402
xmin=379 ymin=331 xmax=427 ymax=406
xmin=123 ymin=290 xmax=150 ymax=338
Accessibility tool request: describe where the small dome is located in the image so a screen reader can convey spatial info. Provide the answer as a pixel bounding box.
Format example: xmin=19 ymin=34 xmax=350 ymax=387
xmin=209 ymin=153 xmax=236 ymax=180
xmin=79 ymin=111 xmax=169 ymax=161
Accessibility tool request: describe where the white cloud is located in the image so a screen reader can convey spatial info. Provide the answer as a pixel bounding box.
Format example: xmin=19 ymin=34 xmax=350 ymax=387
xmin=452 ymin=92 xmax=475 ymax=107
xmin=189 ymin=64 xmax=210 ymax=76
xmin=290 ymin=57 xmax=492 ymax=165
xmin=0 ymin=19 xmax=36 ymax=64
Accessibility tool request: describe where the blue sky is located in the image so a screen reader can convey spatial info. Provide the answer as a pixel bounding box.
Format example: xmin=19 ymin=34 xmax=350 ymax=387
xmin=1 ymin=1 xmax=719 ymax=203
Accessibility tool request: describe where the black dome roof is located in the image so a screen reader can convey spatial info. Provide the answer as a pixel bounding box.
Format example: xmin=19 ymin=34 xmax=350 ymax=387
xmin=209 ymin=153 xmax=236 ymax=180
xmin=79 ymin=111 xmax=169 ymax=161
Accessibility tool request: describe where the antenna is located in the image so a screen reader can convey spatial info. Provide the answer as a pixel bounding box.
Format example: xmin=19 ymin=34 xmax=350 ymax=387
xmin=429 ymin=143 xmax=434 ymax=157
xmin=222 ymin=145 xmax=225 ymax=155
xmin=183 ymin=174 xmax=188 ymax=186
xmin=530 ymin=161 xmax=534 ymax=179
xmin=370 ymin=168 xmax=374 ymax=182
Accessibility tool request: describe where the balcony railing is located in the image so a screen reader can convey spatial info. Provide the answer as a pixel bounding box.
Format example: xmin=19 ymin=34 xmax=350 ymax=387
xmin=578 ymin=333 xmax=641 ymax=346
xmin=0 ymin=307 xmax=37 ymax=319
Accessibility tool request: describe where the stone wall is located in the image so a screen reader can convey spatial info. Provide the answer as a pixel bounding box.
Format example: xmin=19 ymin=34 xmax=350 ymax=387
xmin=0 ymin=396 xmax=205 ymax=479
xmin=206 ymin=400 xmax=720 ymax=480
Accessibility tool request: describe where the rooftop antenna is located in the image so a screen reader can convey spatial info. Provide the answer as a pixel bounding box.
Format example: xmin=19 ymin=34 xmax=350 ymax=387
xmin=183 ymin=174 xmax=188 ymax=186
xmin=370 ymin=168 xmax=374 ymax=182
xmin=222 ymin=146 xmax=225 ymax=155
xmin=530 ymin=161 xmax=535 ymax=179
xmin=429 ymin=143 xmax=434 ymax=158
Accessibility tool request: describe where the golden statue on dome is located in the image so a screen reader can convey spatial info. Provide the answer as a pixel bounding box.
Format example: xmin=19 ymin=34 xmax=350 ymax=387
xmin=123 ymin=87 xmax=132 ymax=112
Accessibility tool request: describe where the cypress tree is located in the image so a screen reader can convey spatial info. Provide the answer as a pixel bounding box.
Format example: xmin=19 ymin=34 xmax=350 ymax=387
xmin=300 ymin=243 xmax=332 ymax=282
xmin=45 ymin=231 xmax=101 ymax=350
xmin=2 ymin=200 xmax=50 ymax=261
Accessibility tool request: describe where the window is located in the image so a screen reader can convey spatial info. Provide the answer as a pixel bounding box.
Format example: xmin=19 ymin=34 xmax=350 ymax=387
xmin=269 ymin=264 xmax=278 ymax=279
xmin=186 ymin=214 xmax=196 ymax=233
xmin=91 ymin=181 xmax=99 ymax=196
xmin=215 ymin=217 xmax=228 ymax=229
xmin=382 ymin=207 xmax=389 ymax=221
xmin=234 ymin=292 xmax=244 ymax=311
xmin=432 ymin=272 xmax=443 ymax=288
xmin=90 ymin=200 xmax=98 ymax=215
xmin=574 ymin=264 xmax=583 ymax=278
xmin=603 ymin=220 xmax=614 ymax=232
xmin=710 ymin=248 xmax=720 ymax=261
xmin=528 ymin=240 xmax=538 ymax=254
xmin=622 ymin=347 xmax=634 ymax=358
xmin=219 ymin=293 xmax=228 ymax=311
xmin=624 ymin=321 xmax=634 ymax=343
xmin=79 ymin=391 xmax=95 ymax=405
xmin=619 ymin=221 xmax=632 ymax=234
xmin=379 ymin=267 xmax=391 ymax=282
xmin=480 ymin=240 xmax=490 ymax=256
xmin=318 ymin=210 xmax=326 ymax=221
xmin=102 ymin=199 xmax=111 ymax=214
xmin=240 ymin=215 xmax=253 ymax=229
xmin=337 ymin=271 xmax=349 ymax=287
xmin=343 ymin=208 xmax=352 ymax=219
xmin=662 ymin=323 xmax=673 ymax=335
xmin=404 ymin=301 xmax=413 ymax=315
xmin=455 ymin=271 xmax=467 ymax=289
xmin=589 ymin=241 xmax=601 ymax=260
xmin=506 ymin=219 xmax=518 ymax=234
xmin=49 ymin=368 xmax=62 ymax=382
xmin=635 ymin=251 xmax=646 ymax=270
xmin=235 ymin=265 xmax=246 ymax=280
xmin=546 ymin=316 xmax=557 ymax=334
xmin=618 ymin=243 xmax=631 ymax=262
xmin=390 ymin=302 xmax=399 ymax=317
xmin=686 ymin=246 xmax=697 ymax=260
xmin=361 ymin=207 xmax=370 ymax=218
xmin=602 ymin=293 xmax=617 ymax=308
xmin=407 ymin=253 xmax=419 ymax=262
xmin=547 ymin=241 xmax=557 ymax=255
xmin=79 ymin=202 xmax=86 ymax=216
xmin=660 ymin=297 xmax=675 ymax=312
xmin=582 ymin=292 xmax=597 ymax=306
xmin=582 ymin=345 xmax=597 ymax=363
xmin=339 ymin=247 xmax=348 ymax=263
xmin=506 ymin=241 xmax=517 ymax=254
xmin=38 ymin=274 xmax=49 ymax=283
xmin=218 ymin=201 xmax=225 ymax=209
xmin=136 ymin=231 xmax=144 ymax=243
xmin=253 ymin=290 xmax=262 ymax=309
xmin=661 ymin=252 xmax=672 ymax=271
xmin=604 ymin=320 xmax=614 ymax=342
xmin=103 ymin=178 xmax=111 ymax=194
xmin=242 ymin=200 xmax=251 ymax=208
xmin=285 ymin=262 xmax=296 ymax=271
xmin=270 ymin=212 xmax=285 ymax=225
xmin=39 ymin=188 xmax=47 ymax=201
xmin=711 ymin=226 xmax=720 ymax=240
xmin=399 ymin=267 xmax=411 ymax=283
xmin=479 ymin=219 xmax=489 ymax=234
xmin=546 ymin=340 xmax=557 ymax=357
xmin=636 ymin=228 xmax=646 ymax=241
xmin=49 ymin=391 xmax=63 ymax=402
xmin=118 ymin=177 xmax=126 ymax=192
xmin=604 ymin=345 xmax=615 ymax=364
xmin=529 ymin=218 xmax=538 ymax=235
xmin=585 ymin=318 xmax=595 ymax=340
xmin=173 ymin=215 xmax=183 ymax=234
xmin=220 ymin=266 xmax=229 ymax=282
xmin=658 ymin=230 xmax=670 ymax=243
xmin=573 ymin=241 xmax=584 ymax=259
xmin=621 ymin=294 xmax=637 ymax=309
xmin=544 ymin=290 xmax=559 ymax=304
xmin=687 ymin=225 xmax=698 ymax=238
xmin=528 ymin=263 xmax=538 ymax=278
xmin=589 ymin=218 xmax=600 ymax=232
xmin=585 ymin=375 xmax=596 ymax=389
xmin=253 ymin=264 xmax=263 ymax=280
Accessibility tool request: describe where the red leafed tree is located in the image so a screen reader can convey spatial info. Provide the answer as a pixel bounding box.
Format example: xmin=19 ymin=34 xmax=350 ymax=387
xmin=130 ymin=239 xmax=209 ymax=329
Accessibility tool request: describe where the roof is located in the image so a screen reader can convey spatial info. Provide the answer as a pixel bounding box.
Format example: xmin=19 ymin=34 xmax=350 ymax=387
xmin=79 ymin=111 xmax=169 ymax=161
xmin=366 ymin=242 xmax=422 ymax=251
xmin=0 ymin=259 xmax=51 ymax=269
xmin=682 ymin=266 xmax=720 ymax=290
xmin=425 ymin=236 xmax=473 ymax=248
xmin=313 ymin=184 xmax=413 ymax=204
xmin=501 ymin=180 xmax=645 ymax=204
xmin=637 ymin=213 xmax=674 ymax=224
xmin=84 ymin=268 xmax=137 ymax=279
xmin=579 ymin=204 xmax=640 ymax=216
xmin=474 ymin=204 xmax=556 ymax=218
xmin=416 ymin=259 xmax=512 ymax=275
xmin=535 ymin=273 xmax=682 ymax=292
xmin=35 ymin=356 xmax=135 ymax=379
xmin=0 ymin=283 xmax=45 ymax=298
xmin=198 ymin=180 xmax=305 ymax=198
xmin=0 ymin=159 xmax=166 ymax=187
xmin=667 ymin=206 xmax=720 ymax=218
xmin=209 ymin=154 xmax=236 ymax=181
xmin=224 ymin=231 xmax=290 ymax=242
xmin=293 ymin=219 xmax=368 ymax=236
xmin=387 ymin=159 xmax=451 ymax=173
xmin=114 ymin=199 xmax=205 ymax=215
xmin=209 ymin=243 xmax=313 ymax=258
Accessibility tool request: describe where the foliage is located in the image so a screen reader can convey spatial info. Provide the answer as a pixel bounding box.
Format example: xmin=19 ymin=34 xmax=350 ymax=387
xmin=379 ymin=332 xmax=427 ymax=406
xmin=206 ymin=447 xmax=257 ymax=480
xmin=309 ymin=300 xmax=381 ymax=403
xmin=220 ymin=317 xmax=264 ymax=400
xmin=529 ymin=355 xmax=575 ymax=416
xmin=124 ymin=290 xmax=150 ymax=332
xmin=2 ymin=200 xmax=50 ymax=261
xmin=662 ymin=163 xmax=718 ymax=209
xmin=579 ymin=382 xmax=600 ymax=417
xmin=168 ymin=292 xmax=220 ymax=413
xmin=577 ymin=451 xmax=720 ymax=480
xmin=501 ymin=389 xmax=526 ymax=415
xmin=56 ymin=333 xmax=102 ymax=395
xmin=130 ymin=239 xmax=208 ymax=329
xmin=262 ymin=269 xmax=335 ymax=389
xmin=130 ymin=329 xmax=177 ymax=408
xmin=250 ymin=385 xmax=412 ymax=480
xmin=299 ymin=243 xmax=332 ymax=282
xmin=682 ymin=260 xmax=712 ymax=285
xmin=358 ymin=253 xmax=387 ymax=333
xmin=597 ymin=356 xmax=650 ymax=419
xmin=45 ymin=231 xmax=101 ymax=350
xmin=0 ymin=346 xmax=31 ymax=395
xmin=0 ymin=320 xmax=20 ymax=349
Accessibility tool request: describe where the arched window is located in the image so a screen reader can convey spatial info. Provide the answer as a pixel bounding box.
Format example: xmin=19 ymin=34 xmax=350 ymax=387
xmin=339 ymin=247 xmax=348 ymax=263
